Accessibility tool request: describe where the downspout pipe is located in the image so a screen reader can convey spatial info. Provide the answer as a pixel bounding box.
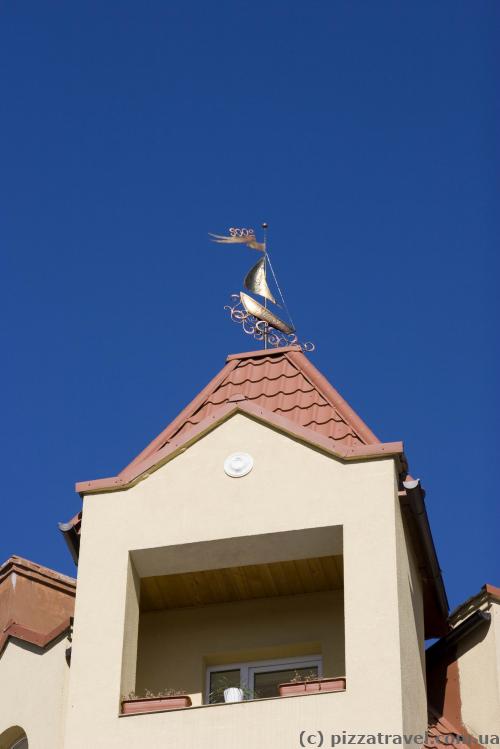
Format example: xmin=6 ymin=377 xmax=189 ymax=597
xmin=58 ymin=520 xmax=80 ymax=565
xmin=402 ymin=478 xmax=449 ymax=624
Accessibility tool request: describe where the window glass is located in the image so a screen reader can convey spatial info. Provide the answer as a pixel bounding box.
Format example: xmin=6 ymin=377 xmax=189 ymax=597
xmin=206 ymin=657 xmax=322 ymax=703
xmin=253 ymin=665 xmax=319 ymax=699
xmin=209 ymin=668 xmax=241 ymax=703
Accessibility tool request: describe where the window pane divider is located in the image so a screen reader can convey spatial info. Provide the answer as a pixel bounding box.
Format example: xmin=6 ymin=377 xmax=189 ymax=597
xmin=205 ymin=655 xmax=322 ymax=703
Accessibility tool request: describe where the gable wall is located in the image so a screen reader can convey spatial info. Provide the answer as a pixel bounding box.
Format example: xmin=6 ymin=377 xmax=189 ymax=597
xmin=0 ymin=637 xmax=69 ymax=749
xmin=64 ymin=413 xmax=424 ymax=749
xmin=456 ymin=601 xmax=500 ymax=736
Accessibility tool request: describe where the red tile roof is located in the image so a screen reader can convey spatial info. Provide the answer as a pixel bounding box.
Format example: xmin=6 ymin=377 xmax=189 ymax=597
xmin=0 ymin=556 xmax=76 ymax=655
xmin=121 ymin=345 xmax=380 ymax=477
xmin=426 ymin=710 xmax=481 ymax=749
xmin=75 ymin=346 xmax=406 ymax=495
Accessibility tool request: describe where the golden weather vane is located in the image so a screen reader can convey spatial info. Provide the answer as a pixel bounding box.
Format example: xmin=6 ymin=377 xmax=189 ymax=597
xmin=209 ymin=223 xmax=314 ymax=352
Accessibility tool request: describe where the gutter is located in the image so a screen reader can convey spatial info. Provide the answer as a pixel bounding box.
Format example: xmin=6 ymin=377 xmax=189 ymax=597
xmin=58 ymin=520 xmax=80 ymax=566
xmin=400 ymin=479 xmax=449 ymax=632
xmin=426 ymin=610 xmax=491 ymax=664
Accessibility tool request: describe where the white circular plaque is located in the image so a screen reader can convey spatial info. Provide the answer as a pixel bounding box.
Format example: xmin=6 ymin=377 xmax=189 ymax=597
xmin=224 ymin=452 xmax=254 ymax=478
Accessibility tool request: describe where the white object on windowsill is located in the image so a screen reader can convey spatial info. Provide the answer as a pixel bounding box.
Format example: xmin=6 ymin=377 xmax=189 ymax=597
xmin=223 ymin=452 xmax=253 ymax=478
xmin=223 ymin=687 xmax=245 ymax=703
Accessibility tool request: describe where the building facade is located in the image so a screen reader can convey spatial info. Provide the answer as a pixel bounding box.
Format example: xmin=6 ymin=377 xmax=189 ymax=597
xmin=0 ymin=347 xmax=498 ymax=748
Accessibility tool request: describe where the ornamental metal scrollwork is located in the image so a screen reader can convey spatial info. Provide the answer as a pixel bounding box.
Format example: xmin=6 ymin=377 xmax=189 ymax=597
xmin=229 ymin=227 xmax=256 ymax=238
xmin=212 ymin=222 xmax=316 ymax=352
xmin=224 ymin=295 xmax=315 ymax=352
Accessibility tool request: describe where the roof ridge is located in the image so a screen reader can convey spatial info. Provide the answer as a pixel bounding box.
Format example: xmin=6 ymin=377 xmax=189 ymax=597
xmin=226 ymin=346 xmax=302 ymax=361
xmin=0 ymin=556 xmax=76 ymax=588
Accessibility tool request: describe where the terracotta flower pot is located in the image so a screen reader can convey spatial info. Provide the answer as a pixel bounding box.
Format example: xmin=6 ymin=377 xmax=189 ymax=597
xmin=305 ymin=681 xmax=321 ymax=692
xmin=278 ymin=682 xmax=307 ymax=696
xmin=121 ymin=695 xmax=192 ymax=715
xmin=318 ymin=678 xmax=346 ymax=692
xmin=278 ymin=677 xmax=346 ymax=697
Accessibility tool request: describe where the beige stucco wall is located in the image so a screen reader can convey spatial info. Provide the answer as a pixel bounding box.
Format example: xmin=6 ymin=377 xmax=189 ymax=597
xmin=0 ymin=636 xmax=69 ymax=749
xmin=457 ymin=600 xmax=500 ymax=736
xmin=136 ymin=589 xmax=344 ymax=704
xmin=64 ymin=411 xmax=425 ymax=749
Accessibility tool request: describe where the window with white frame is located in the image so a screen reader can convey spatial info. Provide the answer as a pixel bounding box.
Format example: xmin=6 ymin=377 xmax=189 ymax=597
xmin=206 ymin=655 xmax=322 ymax=703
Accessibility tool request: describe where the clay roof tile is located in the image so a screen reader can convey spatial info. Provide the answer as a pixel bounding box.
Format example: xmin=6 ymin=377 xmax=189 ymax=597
xmin=426 ymin=709 xmax=482 ymax=749
xmin=119 ymin=347 xmax=380 ymax=477
xmin=74 ymin=347 xmax=405 ymax=501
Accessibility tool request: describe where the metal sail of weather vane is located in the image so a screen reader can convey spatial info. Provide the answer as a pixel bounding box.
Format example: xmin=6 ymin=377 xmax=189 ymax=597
xmin=209 ymin=224 xmax=314 ymax=351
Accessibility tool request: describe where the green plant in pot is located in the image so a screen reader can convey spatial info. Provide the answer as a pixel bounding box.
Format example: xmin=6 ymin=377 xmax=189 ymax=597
xmin=125 ymin=688 xmax=187 ymax=699
xmin=278 ymin=670 xmax=346 ymax=697
xmin=289 ymin=670 xmax=317 ymax=683
xmin=121 ymin=687 xmax=192 ymax=715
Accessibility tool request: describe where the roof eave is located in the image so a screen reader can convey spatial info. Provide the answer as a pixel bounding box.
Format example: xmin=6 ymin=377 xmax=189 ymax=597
xmin=0 ymin=619 xmax=72 ymax=657
xmin=76 ymin=400 xmax=405 ymax=496
xmin=116 ymin=347 xmax=383 ymax=483
xmin=448 ymin=582 xmax=500 ymax=625
xmin=286 ymin=349 xmax=381 ymax=445
xmin=118 ymin=357 xmax=240 ymax=477
xmin=58 ymin=522 xmax=80 ymax=566
xmin=0 ymin=555 xmax=76 ymax=591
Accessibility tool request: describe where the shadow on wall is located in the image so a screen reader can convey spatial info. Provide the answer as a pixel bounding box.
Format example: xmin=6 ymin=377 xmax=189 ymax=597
xmin=135 ymin=589 xmax=345 ymax=701
xmin=426 ymin=617 xmax=490 ymax=728
xmin=0 ymin=726 xmax=28 ymax=749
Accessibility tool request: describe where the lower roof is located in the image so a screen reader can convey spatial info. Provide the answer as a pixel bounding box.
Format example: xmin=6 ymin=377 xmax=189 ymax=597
xmin=0 ymin=555 xmax=76 ymax=655
xmin=448 ymin=583 xmax=500 ymax=627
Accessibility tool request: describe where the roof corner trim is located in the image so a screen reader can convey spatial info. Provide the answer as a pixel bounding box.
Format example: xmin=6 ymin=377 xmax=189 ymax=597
xmin=76 ymin=401 xmax=404 ymax=496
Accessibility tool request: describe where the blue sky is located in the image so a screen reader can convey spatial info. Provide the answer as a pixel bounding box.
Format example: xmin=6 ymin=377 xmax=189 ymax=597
xmin=1 ymin=1 xmax=498 ymax=615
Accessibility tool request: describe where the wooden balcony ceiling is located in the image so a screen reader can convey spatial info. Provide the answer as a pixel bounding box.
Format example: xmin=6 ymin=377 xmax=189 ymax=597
xmin=140 ymin=555 xmax=343 ymax=612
